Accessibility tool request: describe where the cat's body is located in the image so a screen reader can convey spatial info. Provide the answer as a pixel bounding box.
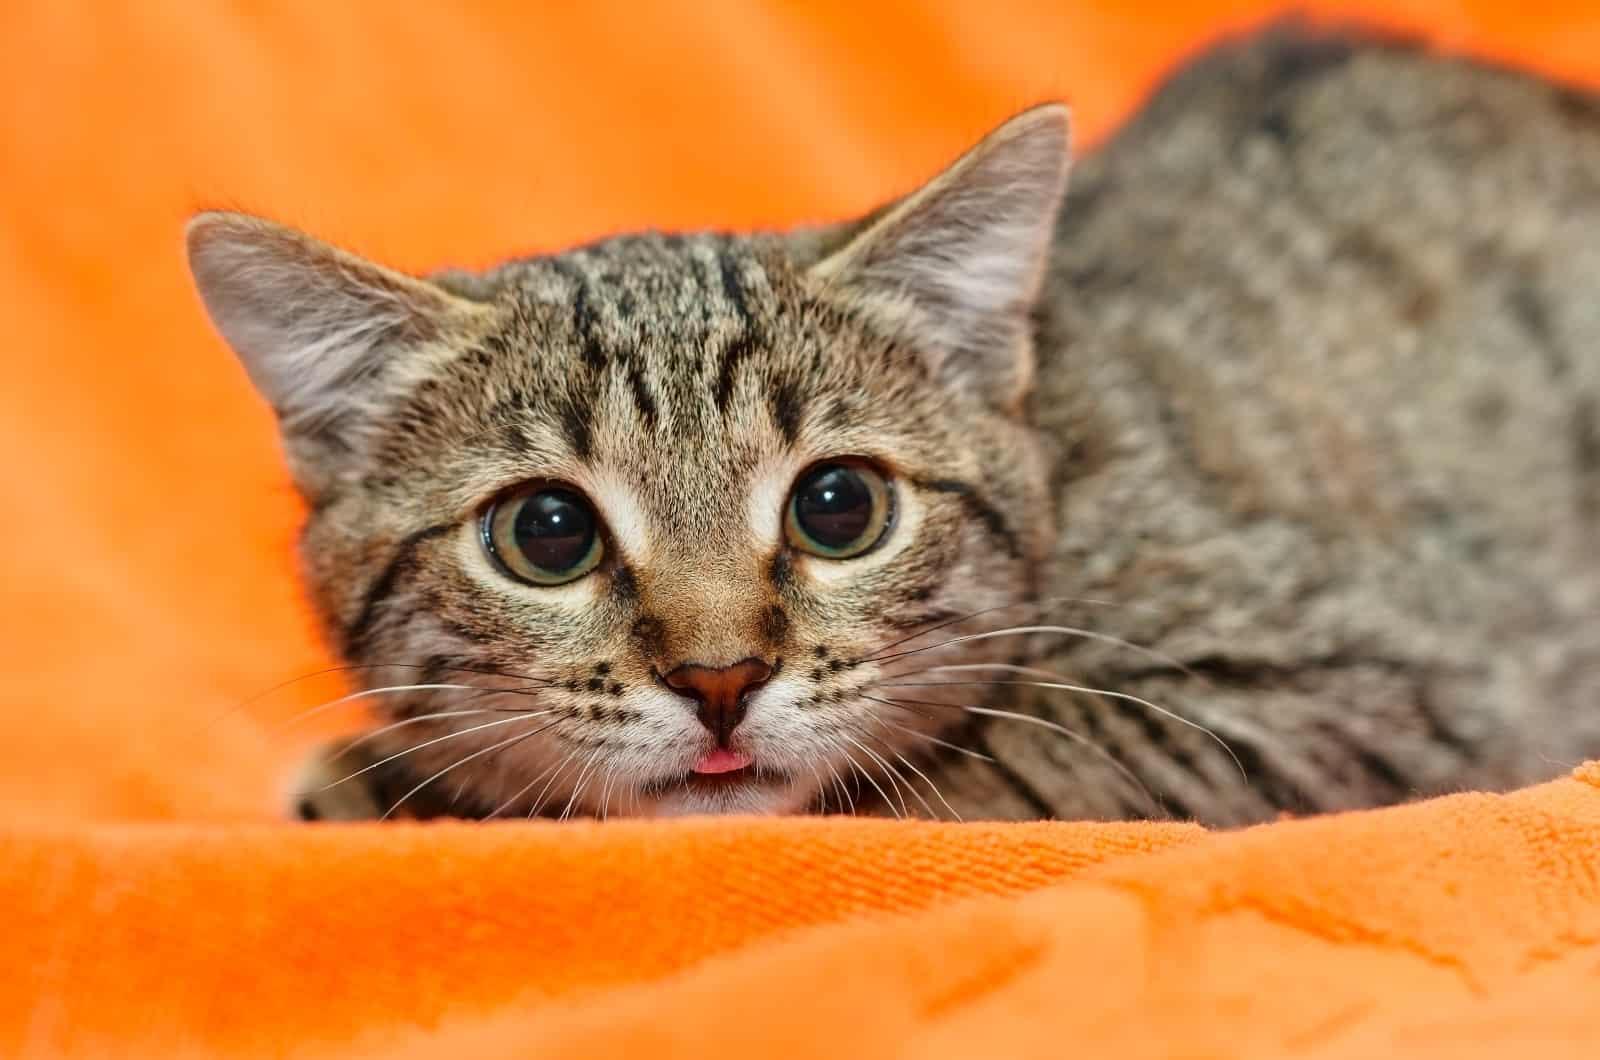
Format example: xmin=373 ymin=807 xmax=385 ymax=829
xmin=190 ymin=27 xmax=1599 ymax=827
xmin=945 ymin=32 xmax=1600 ymax=823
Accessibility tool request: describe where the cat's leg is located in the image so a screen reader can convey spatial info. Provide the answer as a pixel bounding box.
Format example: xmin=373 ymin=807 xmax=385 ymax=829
xmin=288 ymin=740 xmax=387 ymax=821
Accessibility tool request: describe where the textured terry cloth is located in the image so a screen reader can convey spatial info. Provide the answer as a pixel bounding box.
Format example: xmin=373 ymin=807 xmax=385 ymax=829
xmin=2 ymin=1 xmax=1599 ymax=1057
xmin=5 ymin=770 xmax=1600 ymax=1056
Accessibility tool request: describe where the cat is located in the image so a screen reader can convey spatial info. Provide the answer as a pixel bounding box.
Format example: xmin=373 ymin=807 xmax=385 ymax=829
xmin=187 ymin=24 xmax=1600 ymax=826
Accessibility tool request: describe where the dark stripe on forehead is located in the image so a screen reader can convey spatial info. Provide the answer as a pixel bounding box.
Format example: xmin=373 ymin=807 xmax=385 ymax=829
xmin=342 ymin=521 xmax=454 ymax=657
xmin=714 ymin=246 xmax=763 ymax=414
xmin=500 ymin=422 xmax=531 ymax=453
xmin=715 ymin=333 xmax=757 ymax=412
xmin=557 ymin=394 xmax=593 ymax=458
xmin=768 ymin=376 xmax=805 ymax=445
xmin=912 ymin=477 xmax=1023 ymax=560
xmin=624 ymin=356 xmax=659 ymax=427
xmin=551 ymin=259 xmax=608 ymax=372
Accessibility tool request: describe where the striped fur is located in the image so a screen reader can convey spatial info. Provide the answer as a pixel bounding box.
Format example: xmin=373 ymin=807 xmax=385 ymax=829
xmin=193 ymin=27 xmax=1600 ymax=824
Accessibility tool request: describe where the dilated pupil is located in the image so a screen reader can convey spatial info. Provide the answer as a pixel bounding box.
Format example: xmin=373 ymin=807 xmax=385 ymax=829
xmin=514 ymin=490 xmax=595 ymax=572
xmin=796 ymin=466 xmax=872 ymax=548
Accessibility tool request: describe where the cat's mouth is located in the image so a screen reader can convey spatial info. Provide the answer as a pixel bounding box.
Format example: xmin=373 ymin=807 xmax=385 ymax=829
xmin=683 ymin=766 xmax=758 ymax=791
xmin=642 ymin=763 xmax=800 ymax=816
xmin=644 ymin=760 xmax=792 ymax=803
xmin=652 ymin=764 xmax=783 ymax=793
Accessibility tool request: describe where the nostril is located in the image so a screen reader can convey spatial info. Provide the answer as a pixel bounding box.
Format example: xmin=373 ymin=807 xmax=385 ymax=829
xmin=661 ymin=674 xmax=704 ymax=703
xmin=662 ymin=658 xmax=772 ymax=744
xmin=662 ymin=658 xmax=772 ymax=701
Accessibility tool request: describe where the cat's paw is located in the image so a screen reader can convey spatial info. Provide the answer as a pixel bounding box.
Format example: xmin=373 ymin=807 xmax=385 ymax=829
xmin=287 ymin=740 xmax=386 ymax=821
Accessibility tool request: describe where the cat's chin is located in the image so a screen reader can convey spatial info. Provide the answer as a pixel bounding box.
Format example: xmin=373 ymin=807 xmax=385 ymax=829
xmin=639 ymin=773 xmax=808 ymax=818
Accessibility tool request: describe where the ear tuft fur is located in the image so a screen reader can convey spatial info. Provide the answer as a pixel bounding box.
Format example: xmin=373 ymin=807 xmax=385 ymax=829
xmin=810 ymin=104 xmax=1071 ymax=409
xmin=185 ymin=212 xmax=486 ymax=490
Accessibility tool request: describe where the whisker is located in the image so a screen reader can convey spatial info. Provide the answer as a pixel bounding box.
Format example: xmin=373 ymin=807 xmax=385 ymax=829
xmin=872 ymin=693 xmax=1164 ymax=818
xmin=327 ymin=707 xmax=503 ymax=757
xmin=966 ymin=704 xmax=1163 ymax=818
xmin=895 ymin=749 xmax=961 ymax=821
xmin=862 ymin=701 xmax=997 ymax=763
xmin=303 ymin=710 xmax=551 ymax=796
xmin=845 ymin=735 xmax=910 ymax=818
xmin=484 ymin=737 xmax=570 ymax=819
xmin=527 ymin=751 xmax=585 ymax=819
xmin=862 ymin=732 xmax=944 ymax=820
xmin=276 ymin=683 xmax=506 ymax=733
xmin=597 ymin=764 xmax=622 ymax=821
xmin=825 ymin=757 xmax=856 ymax=815
xmin=804 ymin=762 xmax=831 ymax=813
xmin=862 ymin=594 xmax=1161 ymax=664
xmin=859 ymin=692 xmax=935 ymax=722
xmin=877 ymin=670 xmax=1244 ymax=780
xmin=559 ymin=751 xmax=604 ymax=821
xmin=359 ymin=661 xmax=557 ymax=686
xmin=869 ymin=625 xmax=1193 ymax=676
xmin=838 ymin=744 xmax=901 ymax=819
xmin=215 ymin=662 xmax=559 ymax=730
xmin=380 ymin=721 xmax=551 ymax=820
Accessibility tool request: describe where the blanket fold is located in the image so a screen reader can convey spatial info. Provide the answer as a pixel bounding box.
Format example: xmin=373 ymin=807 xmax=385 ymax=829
xmin=6 ymin=769 xmax=1599 ymax=1056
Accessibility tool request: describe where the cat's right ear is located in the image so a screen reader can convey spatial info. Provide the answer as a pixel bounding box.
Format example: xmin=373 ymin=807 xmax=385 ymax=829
xmin=806 ymin=105 xmax=1070 ymax=412
xmin=186 ymin=212 xmax=489 ymax=493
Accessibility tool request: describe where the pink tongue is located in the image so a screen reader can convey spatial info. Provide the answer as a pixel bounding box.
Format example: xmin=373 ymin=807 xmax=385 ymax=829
xmin=692 ymin=748 xmax=752 ymax=775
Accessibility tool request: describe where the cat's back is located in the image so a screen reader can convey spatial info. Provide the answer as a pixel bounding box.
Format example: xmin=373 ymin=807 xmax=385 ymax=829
xmin=1043 ymin=27 xmax=1600 ymax=538
xmin=1013 ymin=27 xmax=1600 ymax=819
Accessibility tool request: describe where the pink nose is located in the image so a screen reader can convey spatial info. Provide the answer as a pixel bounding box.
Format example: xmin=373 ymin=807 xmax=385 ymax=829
xmin=662 ymin=658 xmax=773 ymax=745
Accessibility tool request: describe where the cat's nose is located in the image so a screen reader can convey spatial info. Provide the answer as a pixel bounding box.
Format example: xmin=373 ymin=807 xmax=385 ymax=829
xmin=662 ymin=658 xmax=773 ymax=746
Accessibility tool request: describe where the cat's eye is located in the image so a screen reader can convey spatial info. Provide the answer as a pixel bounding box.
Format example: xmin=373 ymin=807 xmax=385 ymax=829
xmin=785 ymin=461 xmax=894 ymax=560
xmin=481 ymin=484 xmax=605 ymax=586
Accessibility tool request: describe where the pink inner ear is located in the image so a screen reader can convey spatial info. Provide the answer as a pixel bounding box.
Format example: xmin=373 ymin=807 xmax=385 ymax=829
xmin=693 ymin=748 xmax=753 ymax=775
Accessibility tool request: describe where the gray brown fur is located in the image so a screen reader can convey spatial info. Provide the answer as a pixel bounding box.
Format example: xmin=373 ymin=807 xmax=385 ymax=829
xmin=193 ymin=25 xmax=1600 ymax=826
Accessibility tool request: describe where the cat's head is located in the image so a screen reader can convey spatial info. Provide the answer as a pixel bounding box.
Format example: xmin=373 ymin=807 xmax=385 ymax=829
xmin=187 ymin=105 xmax=1070 ymax=817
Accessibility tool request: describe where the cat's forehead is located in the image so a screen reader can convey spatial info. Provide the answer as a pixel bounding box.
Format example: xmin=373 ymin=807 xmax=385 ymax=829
xmin=507 ymin=230 xmax=789 ymax=348
xmin=440 ymin=231 xmax=904 ymax=544
xmin=490 ymin=230 xmax=820 ymax=452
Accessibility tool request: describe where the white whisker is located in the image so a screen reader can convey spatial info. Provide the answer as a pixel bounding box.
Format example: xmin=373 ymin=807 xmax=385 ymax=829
xmin=962 ymin=703 xmax=1163 ymax=817
xmin=863 ymin=698 xmax=997 ymax=762
xmin=862 ymin=732 xmax=944 ymax=820
xmin=845 ymin=735 xmax=910 ymax=818
xmin=281 ymin=683 xmax=499 ymax=731
xmin=871 ymin=692 xmax=1163 ymax=818
xmin=480 ymin=721 xmax=569 ymax=818
xmin=329 ymin=707 xmax=502 ymax=756
xmin=305 ymin=710 xmax=551 ymax=795
xmin=380 ymin=722 xmax=550 ymax=820
xmin=559 ymin=751 xmax=604 ymax=821
xmin=838 ymin=744 xmax=900 ymax=819
xmin=805 ymin=762 xmax=831 ymax=813
xmin=879 ymin=667 xmax=1244 ymax=779
xmin=825 ymin=756 xmax=856 ymax=815
xmin=863 ymin=594 xmax=1159 ymax=662
xmin=527 ymin=750 xmax=583 ymax=819
xmin=871 ymin=624 xmax=1189 ymax=673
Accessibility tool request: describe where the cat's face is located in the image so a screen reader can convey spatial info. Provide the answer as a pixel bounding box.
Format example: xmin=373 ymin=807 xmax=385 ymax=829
xmin=188 ymin=106 xmax=1070 ymax=817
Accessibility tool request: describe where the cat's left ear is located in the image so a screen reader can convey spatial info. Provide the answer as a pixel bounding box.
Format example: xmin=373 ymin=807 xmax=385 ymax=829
xmin=186 ymin=212 xmax=492 ymax=497
xmin=809 ymin=104 xmax=1070 ymax=411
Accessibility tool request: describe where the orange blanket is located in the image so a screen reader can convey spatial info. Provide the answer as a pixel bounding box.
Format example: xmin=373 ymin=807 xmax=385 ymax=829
xmin=3 ymin=2 xmax=1599 ymax=1056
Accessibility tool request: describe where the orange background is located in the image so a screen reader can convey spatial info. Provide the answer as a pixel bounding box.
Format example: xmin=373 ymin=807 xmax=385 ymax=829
xmin=2 ymin=1 xmax=1598 ymax=824
xmin=3 ymin=3 xmax=1600 ymax=1057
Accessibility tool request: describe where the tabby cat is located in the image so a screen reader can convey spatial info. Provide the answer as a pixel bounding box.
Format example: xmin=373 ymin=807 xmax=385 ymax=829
xmin=187 ymin=26 xmax=1600 ymax=825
